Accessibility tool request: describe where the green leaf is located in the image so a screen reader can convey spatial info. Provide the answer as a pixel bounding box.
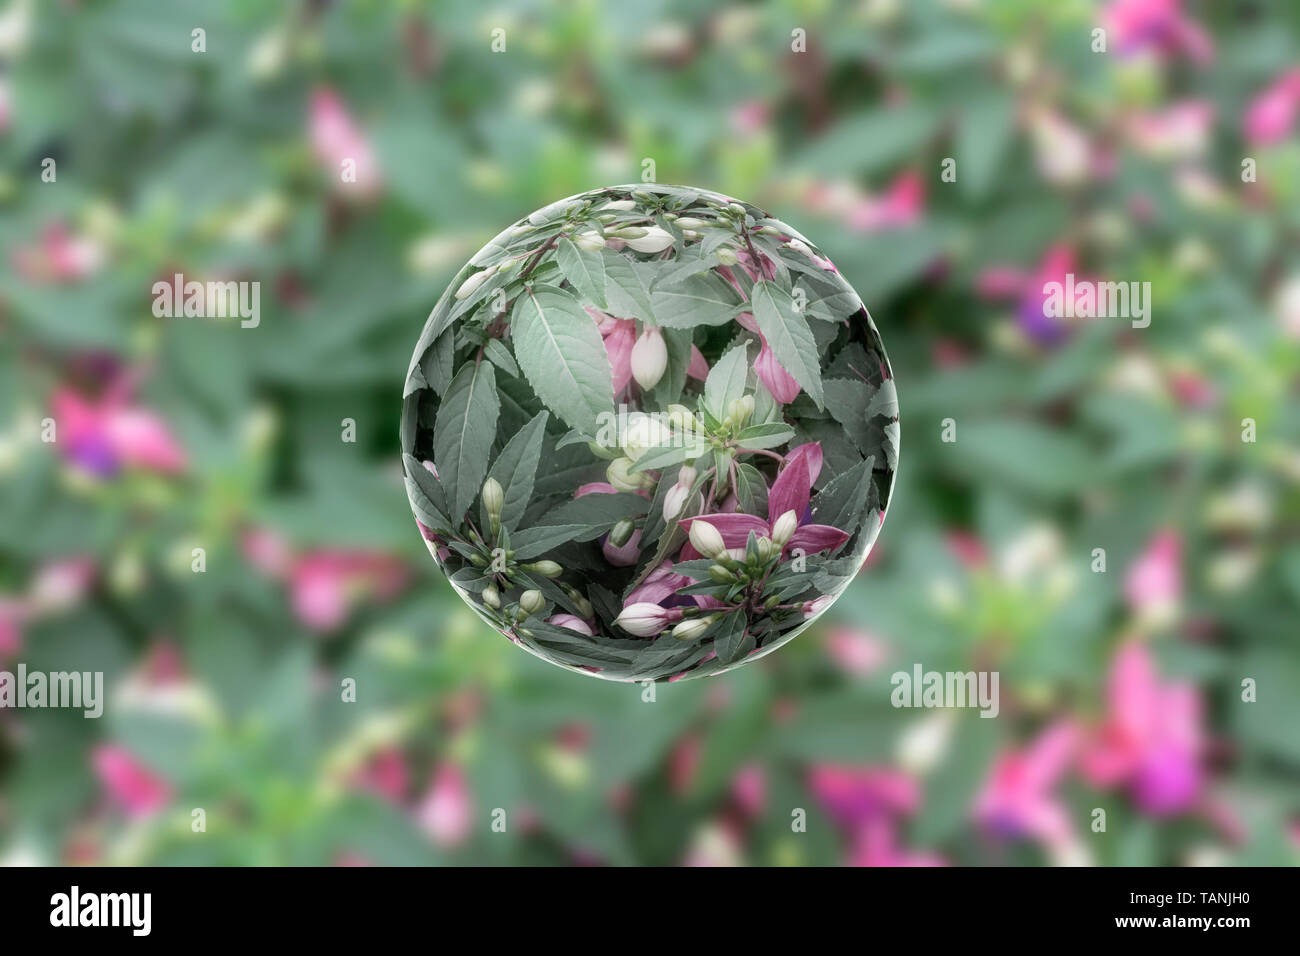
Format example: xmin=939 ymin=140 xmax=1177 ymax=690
xmin=751 ymin=280 xmax=824 ymax=409
xmin=733 ymin=462 xmax=769 ymax=516
xmin=538 ymin=491 xmax=648 ymax=540
xmin=735 ymin=422 xmax=796 ymax=450
xmin=958 ymin=91 xmax=1016 ymax=200
xmin=433 ymin=360 xmax=500 ymax=522
xmin=822 ymin=378 xmax=876 ymax=452
xmin=555 ymin=237 xmax=607 ymax=309
xmin=867 ymin=379 xmax=898 ymax=418
xmin=602 ymin=251 xmax=656 ymax=321
xmin=511 ymin=287 xmax=614 ymax=435
xmin=712 ymin=612 xmax=753 ymax=665
xmin=483 ymin=338 xmax=519 ymax=377
xmin=486 ymin=411 xmax=548 ymax=532
xmin=810 ymin=455 xmax=874 ymax=536
xmin=629 ymin=440 xmax=709 ymax=474
xmin=651 ymin=273 xmax=740 ymax=328
xmin=509 ymin=524 xmax=591 ymax=560
xmin=702 ymin=341 xmax=750 ymax=419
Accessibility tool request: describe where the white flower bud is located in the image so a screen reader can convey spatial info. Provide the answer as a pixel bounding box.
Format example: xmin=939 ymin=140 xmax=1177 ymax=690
xmin=620 ymin=412 xmax=671 ymax=461
xmin=673 ymin=217 xmax=707 ymax=230
xmin=518 ymin=589 xmax=545 ymax=617
xmin=606 ymin=457 xmax=645 ymax=493
xmin=454 ymin=266 xmax=494 ymax=299
xmin=575 ymin=230 xmax=605 ymax=252
xmin=623 ymin=225 xmax=675 ymax=254
xmin=672 ymin=616 xmax=713 ymax=642
xmin=630 ymin=326 xmax=668 ymax=390
xmin=482 ymin=477 xmax=504 ymax=517
xmin=602 ymin=200 xmax=637 ymax=211
xmin=715 ymin=247 xmax=739 ymax=266
xmin=688 ymin=520 xmax=727 ymax=559
xmin=771 ymin=509 xmax=798 ymax=547
xmin=663 ymin=482 xmax=690 ymax=521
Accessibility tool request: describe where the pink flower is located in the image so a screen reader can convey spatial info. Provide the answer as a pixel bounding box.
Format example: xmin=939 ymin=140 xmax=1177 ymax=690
xmin=977 ymin=243 xmax=1089 ymax=347
xmin=1126 ymin=100 xmax=1214 ymax=158
xmin=824 ymin=627 xmax=888 ymax=676
xmin=352 ymin=748 xmax=409 ymax=804
xmin=12 ymin=223 xmax=105 ymax=284
xmin=309 ymin=86 xmax=380 ymax=198
xmin=686 ymin=345 xmax=710 ymax=381
xmin=1080 ymin=642 xmax=1203 ymax=815
xmin=810 ymin=765 xmax=943 ymax=866
xmin=588 ymin=307 xmax=637 ymax=395
xmin=1102 ymin=0 xmax=1213 ymax=64
xmin=1124 ymin=529 xmax=1181 ymax=626
xmin=732 ymin=764 xmax=765 ymax=817
xmin=547 ymin=613 xmax=594 ymax=636
xmin=602 ymin=528 xmax=642 ymax=566
xmin=1243 ymin=68 xmax=1300 ymax=145
xmin=625 ymin=561 xmax=691 ymax=606
xmin=52 ymin=384 xmax=187 ymax=478
xmin=845 ymin=171 xmax=925 ymax=233
xmin=289 ymin=550 xmax=408 ymax=632
xmin=679 ymin=443 xmax=848 ymax=560
xmin=752 ymin=333 xmax=802 ymax=403
xmin=27 ymin=557 xmax=96 ymax=614
xmin=417 ymin=763 xmax=471 ymax=848
xmin=975 ymin=720 xmax=1080 ymax=848
xmin=93 ymin=745 xmax=172 ymax=818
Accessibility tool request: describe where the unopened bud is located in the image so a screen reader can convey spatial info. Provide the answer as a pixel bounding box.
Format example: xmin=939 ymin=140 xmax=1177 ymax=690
xmin=672 ymin=616 xmax=714 ymax=642
xmin=716 ymin=247 xmax=739 ymax=266
xmin=525 ymin=560 xmax=563 ymax=578
xmin=482 ymin=477 xmax=504 ymax=518
xmin=574 ymin=230 xmax=605 ymax=252
xmin=709 ymin=564 xmax=734 ymax=584
xmin=455 ymin=267 xmax=494 ymax=299
xmin=630 ymin=325 xmax=668 ymax=390
xmin=518 ymin=589 xmax=545 ymax=617
xmin=771 ymin=509 xmax=798 ymax=547
xmin=606 ymin=457 xmax=644 ymax=493
xmin=663 ymin=482 xmax=690 ymax=522
xmin=608 ymin=518 xmax=636 ymax=548
xmin=688 ymin=520 xmax=727 ymax=560
xmin=482 ymin=585 xmax=501 ymax=609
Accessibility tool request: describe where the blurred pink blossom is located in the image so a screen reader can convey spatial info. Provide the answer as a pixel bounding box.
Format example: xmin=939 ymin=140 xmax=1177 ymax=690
xmin=1243 ymin=68 xmax=1300 ymax=144
xmin=845 ymin=171 xmax=925 ymax=233
xmin=1103 ymin=0 xmax=1213 ymax=63
xmin=417 ymin=763 xmax=471 ymax=848
xmin=1126 ymin=100 xmax=1214 ymax=158
xmin=27 ymin=557 xmax=96 ymax=614
xmin=810 ymin=765 xmax=943 ymax=866
xmin=730 ymin=99 xmax=770 ymax=136
xmin=52 ymin=384 xmax=187 ymax=478
xmin=1080 ymin=642 xmax=1203 ymax=815
xmin=1124 ymin=529 xmax=1182 ymax=625
xmin=289 ymin=551 xmax=408 ymax=632
xmin=309 ymin=87 xmax=380 ymax=197
xmin=824 ymin=627 xmax=888 ymax=676
xmin=93 ymin=746 xmax=171 ymax=818
xmin=732 ymin=764 xmax=765 ymax=817
xmin=0 ymin=600 xmax=23 ymax=657
xmin=975 ymin=720 xmax=1080 ymax=848
xmin=12 ymin=223 xmax=105 ymax=284
xmin=353 ymin=748 xmax=409 ymax=804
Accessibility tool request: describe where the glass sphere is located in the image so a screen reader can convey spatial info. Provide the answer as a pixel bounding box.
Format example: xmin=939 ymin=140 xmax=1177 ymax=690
xmin=401 ymin=184 xmax=898 ymax=681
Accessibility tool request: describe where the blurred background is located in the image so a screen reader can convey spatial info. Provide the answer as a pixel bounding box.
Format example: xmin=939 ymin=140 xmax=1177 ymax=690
xmin=1 ymin=0 xmax=1298 ymax=866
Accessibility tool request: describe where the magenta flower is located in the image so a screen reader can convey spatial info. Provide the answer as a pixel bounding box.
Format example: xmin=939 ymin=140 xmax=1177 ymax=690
xmin=845 ymin=170 xmax=925 ymax=233
xmin=1080 ymin=642 xmax=1203 ymax=815
xmin=975 ymin=720 xmax=1080 ymax=848
xmin=52 ymin=384 xmax=187 ymax=478
xmin=12 ymin=223 xmax=104 ymax=284
xmin=289 ymin=550 xmax=408 ymax=632
xmin=93 ymin=745 xmax=171 ymax=818
xmin=547 ymin=614 xmax=594 ymax=636
xmin=625 ymin=561 xmax=692 ymax=606
xmin=588 ymin=307 xmax=636 ymax=395
xmin=1243 ymin=68 xmax=1300 ymax=145
xmin=0 ymin=599 xmax=23 ymax=657
xmin=352 ymin=748 xmax=409 ymax=804
xmin=679 ymin=442 xmax=848 ymax=559
xmin=810 ymin=765 xmax=943 ymax=867
xmin=1102 ymin=0 xmax=1213 ymax=64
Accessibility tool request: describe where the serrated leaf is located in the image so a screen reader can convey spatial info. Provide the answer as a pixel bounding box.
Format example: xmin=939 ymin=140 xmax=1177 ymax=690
xmin=751 ymin=280 xmax=824 ymax=408
xmin=651 ymin=272 xmax=741 ymax=328
xmin=511 ymin=287 xmax=614 ymax=434
xmin=712 ymin=612 xmax=753 ymax=665
xmin=486 ymin=411 xmax=548 ymax=532
xmin=823 ymin=378 xmax=876 ymax=452
xmin=702 ymin=341 xmax=750 ymax=419
xmin=867 ymin=379 xmax=898 ymax=418
xmin=555 ymin=237 xmax=607 ymax=309
xmin=733 ymin=462 xmax=769 ymax=516
xmin=734 ymin=422 xmax=795 ymax=450
xmin=509 ymin=524 xmax=591 ymax=560
xmin=433 ymin=361 xmax=500 ymax=522
xmin=810 ymin=455 xmax=874 ymax=536
xmin=602 ymin=251 xmax=656 ymax=321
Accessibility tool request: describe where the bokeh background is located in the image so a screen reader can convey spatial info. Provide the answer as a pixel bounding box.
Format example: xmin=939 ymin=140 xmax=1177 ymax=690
xmin=2 ymin=0 xmax=1298 ymax=866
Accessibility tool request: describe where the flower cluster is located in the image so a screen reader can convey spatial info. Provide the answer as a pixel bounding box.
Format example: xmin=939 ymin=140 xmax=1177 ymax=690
xmin=402 ymin=184 xmax=897 ymax=680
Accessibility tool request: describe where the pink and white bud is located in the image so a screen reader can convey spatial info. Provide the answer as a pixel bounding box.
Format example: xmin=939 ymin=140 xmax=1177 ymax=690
xmin=615 ymin=602 xmax=683 ymax=637
xmin=663 ymin=482 xmax=690 ymax=521
xmin=630 ymin=326 xmax=668 ymax=389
